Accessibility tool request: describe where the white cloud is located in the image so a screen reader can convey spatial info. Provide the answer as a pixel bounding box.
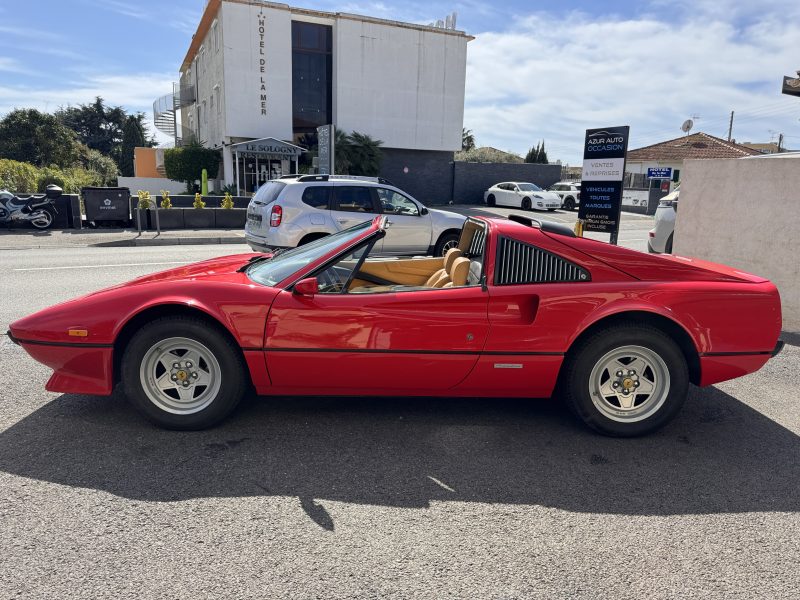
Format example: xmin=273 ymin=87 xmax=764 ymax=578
xmin=464 ymin=6 xmax=800 ymax=163
xmin=0 ymin=72 xmax=176 ymax=144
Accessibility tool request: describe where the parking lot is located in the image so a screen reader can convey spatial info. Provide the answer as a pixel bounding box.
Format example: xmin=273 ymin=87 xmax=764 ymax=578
xmin=1 ymin=221 xmax=798 ymax=599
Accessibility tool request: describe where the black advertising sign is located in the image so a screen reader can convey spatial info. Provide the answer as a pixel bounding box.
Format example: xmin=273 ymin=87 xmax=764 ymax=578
xmin=578 ymin=125 xmax=630 ymax=235
xmin=782 ymin=74 xmax=800 ymax=98
xmin=82 ymin=187 xmax=131 ymax=221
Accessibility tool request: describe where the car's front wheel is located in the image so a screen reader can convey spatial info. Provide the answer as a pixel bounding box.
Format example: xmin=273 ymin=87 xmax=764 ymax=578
xmin=560 ymin=324 xmax=689 ymax=436
xmin=563 ymin=197 xmax=576 ymax=211
xmin=122 ymin=316 xmax=247 ymax=429
xmin=521 ymin=197 xmax=532 ymax=210
xmin=434 ymin=232 xmax=460 ymax=256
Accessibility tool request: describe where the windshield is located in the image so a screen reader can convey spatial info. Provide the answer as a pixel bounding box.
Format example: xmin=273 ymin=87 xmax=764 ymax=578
xmin=247 ymin=220 xmax=374 ymax=286
xmin=517 ymin=183 xmax=542 ymax=192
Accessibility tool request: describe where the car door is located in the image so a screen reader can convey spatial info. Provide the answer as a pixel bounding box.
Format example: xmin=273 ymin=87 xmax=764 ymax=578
xmin=264 ymin=241 xmax=489 ymax=393
xmin=496 ymin=183 xmax=509 ymax=206
xmin=374 ymin=187 xmax=432 ymax=254
xmin=330 ymin=184 xmax=384 ymax=252
xmin=510 ymin=184 xmax=524 ymax=208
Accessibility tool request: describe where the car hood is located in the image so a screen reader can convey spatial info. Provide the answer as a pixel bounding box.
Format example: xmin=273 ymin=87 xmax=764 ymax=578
xmin=535 ymin=192 xmax=561 ymax=202
xmin=429 ymin=208 xmax=467 ymax=227
xmin=9 ymin=252 xmax=272 ymax=345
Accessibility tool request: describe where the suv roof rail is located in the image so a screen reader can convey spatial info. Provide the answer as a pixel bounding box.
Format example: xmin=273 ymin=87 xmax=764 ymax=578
xmin=295 ymin=174 xmax=397 ymax=186
xmin=507 ymin=214 xmax=576 ymax=237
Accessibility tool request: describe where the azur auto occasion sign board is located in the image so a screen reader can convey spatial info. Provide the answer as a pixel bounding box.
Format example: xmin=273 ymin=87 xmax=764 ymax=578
xmin=578 ymin=126 xmax=630 ymax=240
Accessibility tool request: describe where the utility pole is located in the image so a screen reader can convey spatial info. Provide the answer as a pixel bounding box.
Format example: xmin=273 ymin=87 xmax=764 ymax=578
xmin=778 ymin=133 xmax=784 ymax=152
xmin=727 ymin=111 xmax=734 ymax=141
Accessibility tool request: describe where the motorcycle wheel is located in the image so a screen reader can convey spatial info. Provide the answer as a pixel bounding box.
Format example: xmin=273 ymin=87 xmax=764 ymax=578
xmin=30 ymin=208 xmax=54 ymax=229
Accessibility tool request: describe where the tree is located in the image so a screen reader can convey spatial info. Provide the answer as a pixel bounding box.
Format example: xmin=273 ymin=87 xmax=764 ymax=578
xmin=164 ymin=141 xmax=221 ymax=191
xmin=538 ymin=140 xmax=549 ymax=164
xmin=462 ymin=128 xmax=475 ymax=151
xmin=0 ymin=108 xmax=82 ymax=168
xmin=120 ymin=115 xmax=146 ymax=177
xmin=524 ymin=142 xmax=539 ymax=163
xmin=56 ymin=97 xmax=155 ymax=167
xmin=80 ymin=147 xmax=119 ymax=186
xmin=334 ymin=130 xmax=382 ymax=176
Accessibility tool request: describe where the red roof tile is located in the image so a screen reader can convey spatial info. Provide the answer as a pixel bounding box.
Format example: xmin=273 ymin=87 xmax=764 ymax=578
xmin=627 ymin=132 xmax=762 ymax=162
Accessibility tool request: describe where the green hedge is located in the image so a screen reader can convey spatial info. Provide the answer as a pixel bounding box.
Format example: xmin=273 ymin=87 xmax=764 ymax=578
xmin=0 ymin=159 xmax=107 ymax=193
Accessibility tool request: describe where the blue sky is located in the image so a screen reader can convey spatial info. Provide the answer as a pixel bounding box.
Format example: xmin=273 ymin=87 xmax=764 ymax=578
xmin=1 ymin=0 xmax=799 ymax=164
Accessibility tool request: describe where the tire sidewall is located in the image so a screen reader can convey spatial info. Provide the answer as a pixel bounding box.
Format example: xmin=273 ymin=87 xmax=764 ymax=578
xmin=486 ymin=194 xmax=496 ymax=207
xmin=563 ymin=326 xmax=689 ymax=436
xmin=565 ymin=197 xmax=575 ymax=211
xmin=122 ymin=317 xmax=247 ymax=429
xmin=522 ymin=197 xmax=532 ymax=210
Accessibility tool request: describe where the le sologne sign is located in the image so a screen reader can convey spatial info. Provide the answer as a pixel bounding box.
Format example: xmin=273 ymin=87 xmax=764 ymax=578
xmin=578 ymin=126 xmax=630 ymax=239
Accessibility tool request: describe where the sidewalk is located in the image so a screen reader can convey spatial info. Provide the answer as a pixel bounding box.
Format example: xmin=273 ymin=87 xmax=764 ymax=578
xmin=0 ymin=228 xmax=248 ymax=250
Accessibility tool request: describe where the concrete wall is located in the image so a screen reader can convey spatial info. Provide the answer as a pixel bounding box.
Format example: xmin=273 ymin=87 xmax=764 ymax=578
xmin=334 ymin=18 xmax=467 ymax=151
xmin=117 ymin=177 xmax=188 ymax=196
xmin=380 ymin=148 xmax=454 ymax=205
xmin=453 ymin=163 xmax=562 ymax=205
xmin=674 ymin=155 xmax=800 ymax=332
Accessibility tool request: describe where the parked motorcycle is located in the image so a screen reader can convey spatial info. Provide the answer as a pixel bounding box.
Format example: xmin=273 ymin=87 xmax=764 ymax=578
xmin=0 ymin=185 xmax=62 ymax=229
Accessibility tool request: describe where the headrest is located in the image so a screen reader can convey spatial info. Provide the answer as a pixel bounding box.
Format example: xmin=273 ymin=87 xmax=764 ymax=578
xmin=443 ymin=247 xmax=463 ymax=270
xmin=449 ymin=257 xmax=470 ymax=287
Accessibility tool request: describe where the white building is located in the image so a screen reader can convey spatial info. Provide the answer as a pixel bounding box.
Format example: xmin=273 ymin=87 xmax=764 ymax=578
xmin=158 ymin=0 xmax=472 ymax=196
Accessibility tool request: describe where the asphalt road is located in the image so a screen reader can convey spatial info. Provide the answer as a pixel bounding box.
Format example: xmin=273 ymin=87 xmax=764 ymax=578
xmin=1 ymin=239 xmax=798 ymax=599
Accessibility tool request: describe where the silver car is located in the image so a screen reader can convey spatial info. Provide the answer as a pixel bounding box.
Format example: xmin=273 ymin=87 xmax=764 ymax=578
xmin=648 ymin=187 xmax=679 ymax=253
xmin=245 ymin=175 xmax=466 ymax=256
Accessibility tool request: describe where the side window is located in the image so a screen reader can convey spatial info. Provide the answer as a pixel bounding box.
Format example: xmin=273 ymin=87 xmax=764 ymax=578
xmin=375 ymin=188 xmax=419 ymax=216
xmin=301 ymin=186 xmax=331 ymax=209
xmin=315 ymin=243 xmax=371 ymax=294
xmin=494 ymin=237 xmax=590 ymax=285
xmin=333 ymin=186 xmax=377 ymax=213
xmin=497 ymin=183 xmax=508 ymax=191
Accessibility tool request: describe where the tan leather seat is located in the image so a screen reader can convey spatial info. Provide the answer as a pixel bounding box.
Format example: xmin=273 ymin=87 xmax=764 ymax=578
xmin=425 ymin=248 xmax=462 ymax=287
xmin=442 ymin=257 xmax=470 ymax=288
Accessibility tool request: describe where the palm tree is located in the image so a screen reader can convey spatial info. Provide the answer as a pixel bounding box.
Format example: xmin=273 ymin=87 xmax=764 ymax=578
xmin=334 ymin=130 xmax=382 ymax=175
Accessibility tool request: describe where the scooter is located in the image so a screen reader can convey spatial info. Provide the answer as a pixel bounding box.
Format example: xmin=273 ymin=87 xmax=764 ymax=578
xmin=0 ymin=184 xmax=62 ymax=229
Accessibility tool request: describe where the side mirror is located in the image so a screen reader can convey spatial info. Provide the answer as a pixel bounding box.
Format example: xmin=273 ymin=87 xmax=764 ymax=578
xmin=420 ymin=206 xmax=429 ymax=215
xmin=293 ymin=277 xmax=319 ymax=296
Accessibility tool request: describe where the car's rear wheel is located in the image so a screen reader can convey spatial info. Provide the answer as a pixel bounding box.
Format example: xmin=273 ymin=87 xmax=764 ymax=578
xmin=665 ymin=233 xmax=674 ymax=254
xmin=563 ymin=197 xmax=576 ymax=211
xmin=560 ymin=324 xmax=689 ymax=436
xmin=434 ymin=232 xmax=460 ymax=256
xmin=521 ymin=197 xmax=532 ymax=210
xmin=122 ymin=316 xmax=247 ymax=430
xmin=486 ymin=194 xmax=496 ymax=207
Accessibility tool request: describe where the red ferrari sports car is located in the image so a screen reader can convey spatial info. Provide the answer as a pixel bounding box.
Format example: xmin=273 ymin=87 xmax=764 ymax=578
xmin=9 ymin=215 xmax=783 ymax=436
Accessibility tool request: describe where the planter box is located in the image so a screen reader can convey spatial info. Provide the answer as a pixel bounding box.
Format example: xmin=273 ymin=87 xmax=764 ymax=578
xmin=214 ymin=208 xmax=247 ymax=229
xmin=151 ymin=208 xmax=184 ymax=230
xmin=183 ymin=209 xmax=216 ymax=229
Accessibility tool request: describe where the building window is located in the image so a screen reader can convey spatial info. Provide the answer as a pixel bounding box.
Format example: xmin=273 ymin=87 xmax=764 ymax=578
xmin=212 ymin=21 xmax=219 ymax=52
xmin=291 ymin=21 xmax=332 ymax=137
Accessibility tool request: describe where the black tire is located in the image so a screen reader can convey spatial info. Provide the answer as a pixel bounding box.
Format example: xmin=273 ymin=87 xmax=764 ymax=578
xmin=122 ymin=316 xmax=248 ymax=430
xmin=521 ymin=197 xmax=532 ymax=210
xmin=665 ymin=233 xmax=674 ymax=254
xmin=30 ymin=208 xmax=55 ymax=229
xmin=563 ymin=197 xmax=576 ymax=211
xmin=547 ymin=208 xmax=556 ymax=212
xmin=486 ymin=194 xmax=496 ymax=207
xmin=559 ymin=323 xmax=689 ymax=437
xmin=434 ymin=231 xmax=460 ymax=256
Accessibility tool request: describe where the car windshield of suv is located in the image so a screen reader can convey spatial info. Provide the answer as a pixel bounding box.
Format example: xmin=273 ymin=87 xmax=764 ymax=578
xmin=246 ymin=220 xmax=373 ymax=287
xmin=517 ymin=183 xmax=542 ymax=192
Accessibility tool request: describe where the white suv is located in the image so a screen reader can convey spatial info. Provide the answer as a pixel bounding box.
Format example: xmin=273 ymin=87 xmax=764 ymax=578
xmin=244 ymin=175 xmax=466 ymax=256
xmin=547 ymin=181 xmax=581 ymax=211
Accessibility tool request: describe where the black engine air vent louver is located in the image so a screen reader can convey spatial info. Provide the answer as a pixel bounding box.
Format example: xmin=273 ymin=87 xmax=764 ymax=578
xmin=495 ymin=237 xmax=590 ymax=285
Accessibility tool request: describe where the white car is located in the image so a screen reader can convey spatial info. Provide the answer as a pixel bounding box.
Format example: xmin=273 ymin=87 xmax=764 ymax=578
xmin=547 ymin=181 xmax=581 ymax=211
xmin=484 ymin=182 xmax=561 ymax=211
xmin=245 ymin=175 xmax=466 ymax=256
xmin=648 ymin=187 xmax=679 ymax=253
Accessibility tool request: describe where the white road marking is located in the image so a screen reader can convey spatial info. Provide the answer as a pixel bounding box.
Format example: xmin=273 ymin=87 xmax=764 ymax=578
xmin=427 ymin=475 xmax=456 ymax=492
xmin=13 ymin=261 xmax=191 ymax=272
